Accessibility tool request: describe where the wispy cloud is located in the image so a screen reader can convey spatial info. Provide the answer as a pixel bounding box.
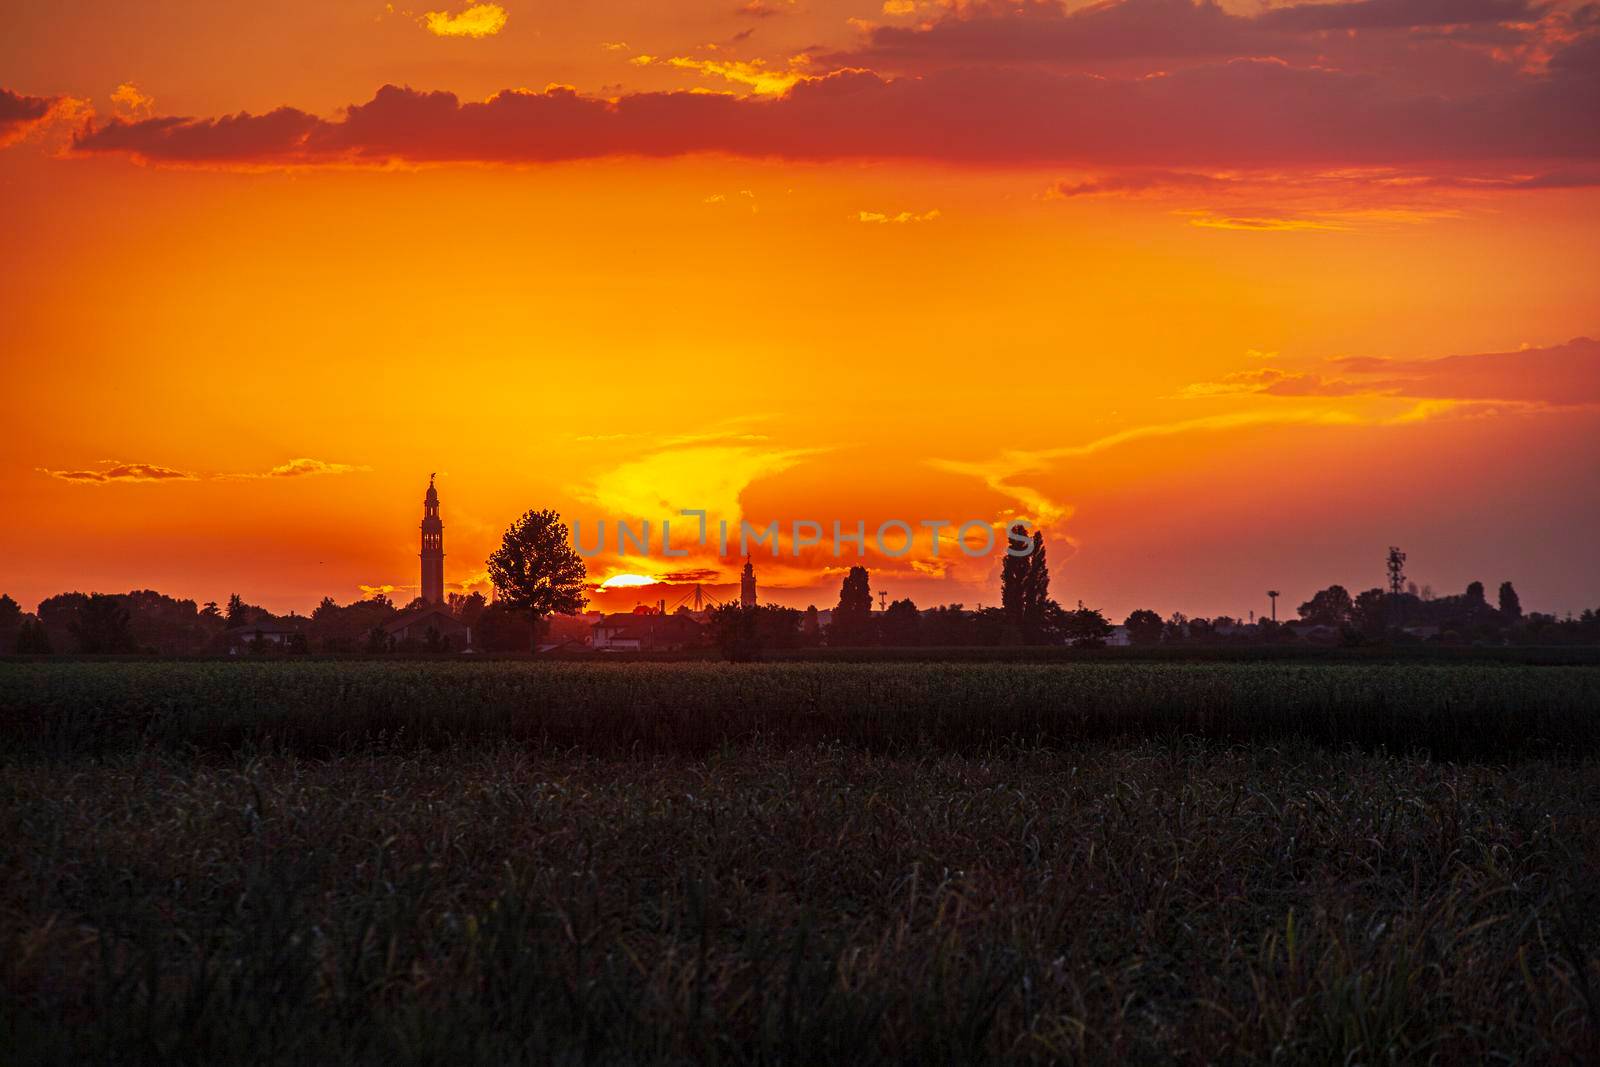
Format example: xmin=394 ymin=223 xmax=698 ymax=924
xmin=1178 ymin=337 xmax=1600 ymax=405
xmin=738 ymin=0 xmax=795 ymax=17
xmin=1185 ymin=212 xmax=1350 ymax=233
xmin=263 ymin=458 xmax=370 ymax=478
xmin=40 ymin=457 xmax=371 ymax=483
xmin=858 ymin=208 xmax=941 ymax=224
xmin=38 ymin=461 xmax=197 ymax=484
xmin=926 ymin=401 xmax=1507 ymax=531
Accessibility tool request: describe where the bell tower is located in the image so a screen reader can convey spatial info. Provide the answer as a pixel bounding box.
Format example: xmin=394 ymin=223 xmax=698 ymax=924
xmin=740 ymin=556 xmax=757 ymax=609
xmin=420 ymin=473 xmax=444 ymax=604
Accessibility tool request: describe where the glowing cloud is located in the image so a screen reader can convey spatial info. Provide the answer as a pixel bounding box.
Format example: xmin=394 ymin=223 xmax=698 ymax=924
xmin=580 ymin=442 xmax=821 ymax=530
xmin=110 ymin=83 xmax=153 ymax=119
xmin=665 ymin=56 xmax=805 ymax=95
xmin=265 ymin=458 xmax=371 ymax=478
xmin=422 ymin=3 xmax=508 ymax=38
xmin=858 ymin=208 xmax=941 ymax=223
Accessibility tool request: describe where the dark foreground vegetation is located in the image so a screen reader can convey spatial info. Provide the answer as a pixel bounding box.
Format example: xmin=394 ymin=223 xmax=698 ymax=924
xmin=4 ymin=660 xmax=1600 ymax=762
xmin=3 ymin=661 xmax=1599 ymax=1064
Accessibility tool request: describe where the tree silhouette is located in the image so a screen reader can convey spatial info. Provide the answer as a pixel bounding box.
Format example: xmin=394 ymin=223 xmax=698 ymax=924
xmin=1350 ymin=588 xmax=1389 ymax=641
xmin=1061 ymin=604 xmax=1113 ymax=648
xmin=801 ymin=605 xmax=822 ymax=647
xmin=1498 ymin=581 xmax=1522 ymax=621
xmin=1298 ymin=585 xmax=1353 ymax=627
xmin=15 ymin=617 xmax=52 ymax=654
xmin=448 ymin=591 xmax=489 ymax=630
xmin=70 ymin=594 xmax=135 ymax=653
xmin=0 ymin=594 xmax=20 ymax=650
xmin=881 ymin=598 xmax=921 ymax=646
xmin=1000 ymin=523 xmax=1029 ymax=625
xmin=1164 ymin=612 xmax=1189 ymax=643
xmin=830 ymin=566 xmax=874 ymax=646
xmin=1123 ymin=609 xmax=1164 ymax=646
xmin=485 ymin=509 xmax=588 ymax=654
xmin=1021 ymin=531 xmax=1051 ymax=642
xmin=710 ymin=604 xmax=762 ymax=662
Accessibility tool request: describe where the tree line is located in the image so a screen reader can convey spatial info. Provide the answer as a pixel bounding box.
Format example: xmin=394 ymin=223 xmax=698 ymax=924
xmin=5 ymin=512 xmax=1599 ymax=656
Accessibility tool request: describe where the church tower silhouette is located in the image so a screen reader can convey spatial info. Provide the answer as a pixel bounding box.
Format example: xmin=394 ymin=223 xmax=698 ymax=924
xmin=740 ymin=556 xmax=757 ymax=609
xmin=420 ymin=474 xmax=444 ymax=604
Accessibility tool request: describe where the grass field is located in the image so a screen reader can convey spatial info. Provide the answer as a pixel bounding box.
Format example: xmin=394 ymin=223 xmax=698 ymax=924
xmin=3 ymin=661 xmax=1598 ymax=1063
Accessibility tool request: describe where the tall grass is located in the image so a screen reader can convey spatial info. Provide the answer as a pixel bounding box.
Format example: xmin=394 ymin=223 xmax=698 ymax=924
xmin=2 ymin=741 xmax=1597 ymax=1063
xmin=3 ymin=662 xmax=1597 ymax=1062
xmin=2 ymin=660 xmax=1598 ymax=760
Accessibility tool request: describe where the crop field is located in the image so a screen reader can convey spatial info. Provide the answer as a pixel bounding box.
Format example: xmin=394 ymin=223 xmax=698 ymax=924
xmin=2 ymin=661 xmax=1598 ymax=1063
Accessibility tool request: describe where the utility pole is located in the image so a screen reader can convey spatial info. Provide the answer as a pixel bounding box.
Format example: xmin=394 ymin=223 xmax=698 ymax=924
xmin=1386 ymin=546 xmax=1407 ymax=596
xmin=1385 ymin=546 xmax=1408 ymax=632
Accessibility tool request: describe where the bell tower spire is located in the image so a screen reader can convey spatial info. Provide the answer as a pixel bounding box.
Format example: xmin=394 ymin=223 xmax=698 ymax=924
xmin=740 ymin=555 xmax=757 ymax=609
xmin=420 ymin=473 xmax=444 ymax=604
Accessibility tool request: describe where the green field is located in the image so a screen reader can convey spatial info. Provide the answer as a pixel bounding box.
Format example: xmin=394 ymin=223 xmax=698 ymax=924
xmin=3 ymin=661 xmax=1598 ymax=1063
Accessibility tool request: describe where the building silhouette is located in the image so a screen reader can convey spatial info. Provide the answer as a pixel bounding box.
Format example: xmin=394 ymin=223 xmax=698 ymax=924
xmin=740 ymin=557 xmax=757 ymax=609
xmin=420 ymin=474 xmax=444 ymax=604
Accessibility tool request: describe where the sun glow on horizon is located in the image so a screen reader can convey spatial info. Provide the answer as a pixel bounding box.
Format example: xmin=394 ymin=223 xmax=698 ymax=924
xmin=598 ymin=573 xmax=660 ymax=590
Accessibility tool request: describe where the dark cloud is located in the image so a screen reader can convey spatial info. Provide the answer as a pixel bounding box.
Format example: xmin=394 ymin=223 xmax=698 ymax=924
xmin=656 ymin=569 xmax=724 ymax=583
xmin=826 ymin=0 xmax=1548 ymax=73
xmin=71 ymin=107 xmax=324 ymax=164
xmin=63 ymin=49 xmax=1600 ymax=170
xmin=1184 ymin=337 xmax=1600 ymax=404
xmin=0 ymin=88 xmax=63 ymax=146
xmin=1329 ymin=337 xmax=1600 ymax=405
xmin=830 ymin=0 xmax=1275 ymax=69
xmin=1255 ymin=0 xmax=1542 ymax=31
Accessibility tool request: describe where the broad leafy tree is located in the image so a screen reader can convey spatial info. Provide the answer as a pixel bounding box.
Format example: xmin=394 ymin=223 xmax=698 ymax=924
xmin=1123 ymin=609 xmax=1165 ymax=646
xmin=1297 ymin=585 xmax=1353 ymax=627
xmin=1349 ymin=588 xmax=1389 ymax=641
xmin=1060 ymin=604 xmax=1113 ymax=648
xmin=880 ymin=598 xmax=921 ymax=646
xmin=70 ymin=593 xmax=135 ymax=654
xmin=486 ymin=509 xmax=588 ymax=653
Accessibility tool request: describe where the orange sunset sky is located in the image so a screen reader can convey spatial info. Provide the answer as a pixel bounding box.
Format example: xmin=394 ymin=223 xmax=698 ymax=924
xmin=2 ymin=0 xmax=1598 ymax=621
